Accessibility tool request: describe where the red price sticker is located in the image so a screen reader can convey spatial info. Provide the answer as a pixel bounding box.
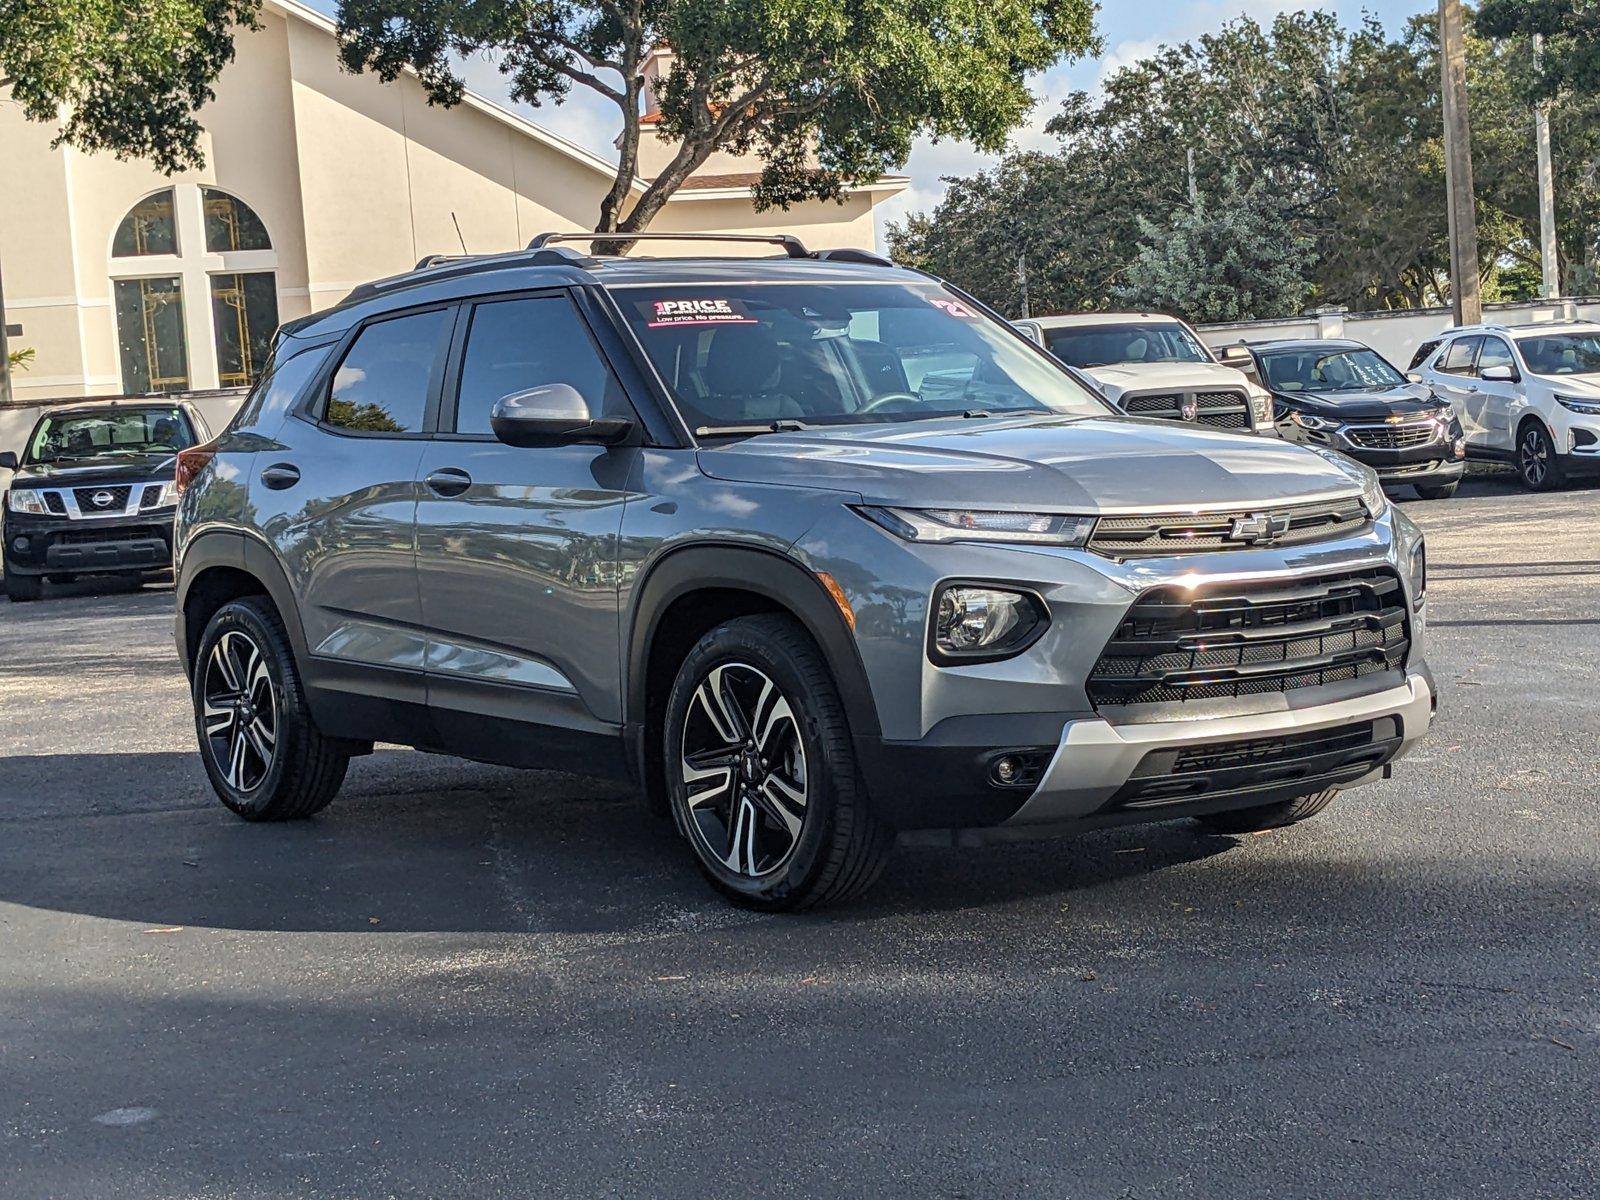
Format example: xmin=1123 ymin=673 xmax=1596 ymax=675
xmin=642 ymin=298 xmax=758 ymax=328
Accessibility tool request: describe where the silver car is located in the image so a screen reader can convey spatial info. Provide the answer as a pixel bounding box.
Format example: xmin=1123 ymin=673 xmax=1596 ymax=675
xmin=173 ymin=234 xmax=1435 ymax=909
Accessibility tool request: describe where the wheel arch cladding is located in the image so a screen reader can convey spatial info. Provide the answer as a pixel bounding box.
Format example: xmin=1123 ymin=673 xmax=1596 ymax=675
xmin=625 ymin=544 xmax=882 ymax=808
xmin=177 ymin=532 xmax=309 ymax=678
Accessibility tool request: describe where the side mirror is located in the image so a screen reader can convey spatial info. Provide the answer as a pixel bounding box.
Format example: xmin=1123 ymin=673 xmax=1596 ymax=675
xmin=0 ymin=451 xmax=17 ymax=471
xmin=1479 ymin=364 xmax=1518 ymax=383
xmin=489 ymin=384 xmax=634 ymax=448
xmin=1406 ymin=372 xmax=1423 ymax=384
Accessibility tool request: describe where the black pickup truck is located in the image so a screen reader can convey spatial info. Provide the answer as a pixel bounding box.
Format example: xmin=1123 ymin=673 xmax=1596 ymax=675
xmin=1 ymin=401 xmax=210 ymax=601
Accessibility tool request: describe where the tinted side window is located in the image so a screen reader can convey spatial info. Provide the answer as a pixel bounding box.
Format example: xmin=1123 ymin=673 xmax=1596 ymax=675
xmin=1438 ymin=336 xmax=1481 ymax=376
xmin=232 ymin=342 xmax=334 ymax=432
xmin=1478 ymin=337 xmax=1516 ymax=374
xmin=452 ymin=295 xmax=623 ymax=436
xmin=325 ymin=309 xmax=451 ymax=434
xmin=1409 ymin=339 xmax=1441 ymax=370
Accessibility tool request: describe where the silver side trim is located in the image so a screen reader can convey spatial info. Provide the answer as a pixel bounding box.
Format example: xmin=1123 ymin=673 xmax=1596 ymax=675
xmin=38 ymin=481 xmax=173 ymax=521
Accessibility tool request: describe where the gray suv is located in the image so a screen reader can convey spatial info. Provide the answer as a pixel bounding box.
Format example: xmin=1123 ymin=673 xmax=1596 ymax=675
xmin=174 ymin=233 xmax=1436 ymax=909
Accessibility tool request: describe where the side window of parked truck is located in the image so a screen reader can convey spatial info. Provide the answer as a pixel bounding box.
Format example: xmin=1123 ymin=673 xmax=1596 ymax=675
xmin=324 ymin=308 xmax=452 ymax=434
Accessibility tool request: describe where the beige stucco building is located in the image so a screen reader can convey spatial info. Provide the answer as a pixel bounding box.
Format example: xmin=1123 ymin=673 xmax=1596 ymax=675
xmin=0 ymin=0 xmax=904 ymax=406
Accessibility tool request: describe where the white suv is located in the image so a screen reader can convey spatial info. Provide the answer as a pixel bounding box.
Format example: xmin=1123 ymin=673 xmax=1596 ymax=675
xmin=1015 ymin=312 xmax=1274 ymax=435
xmin=1412 ymin=321 xmax=1600 ymax=490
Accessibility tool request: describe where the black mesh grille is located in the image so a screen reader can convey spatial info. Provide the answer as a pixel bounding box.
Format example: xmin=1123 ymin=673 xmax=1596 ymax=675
xmin=1088 ymin=495 xmax=1369 ymax=558
xmin=44 ymin=491 xmax=67 ymax=515
xmin=1121 ymin=388 xmax=1252 ymax=429
xmin=1088 ymin=568 xmax=1410 ymax=709
xmin=139 ymin=484 xmax=165 ymax=509
xmin=1346 ymin=422 xmax=1439 ymax=450
xmin=71 ymin=485 xmax=131 ymax=512
xmin=56 ymin=525 xmax=167 ymax=545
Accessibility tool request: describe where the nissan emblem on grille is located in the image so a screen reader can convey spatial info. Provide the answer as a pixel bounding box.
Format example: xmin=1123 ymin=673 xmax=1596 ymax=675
xmin=1227 ymin=512 xmax=1292 ymax=545
xmin=92 ymin=491 xmax=115 ymax=508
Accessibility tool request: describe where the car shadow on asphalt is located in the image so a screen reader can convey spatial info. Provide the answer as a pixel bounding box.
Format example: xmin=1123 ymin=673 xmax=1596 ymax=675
xmin=0 ymin=748 xmax=1252 ymax=933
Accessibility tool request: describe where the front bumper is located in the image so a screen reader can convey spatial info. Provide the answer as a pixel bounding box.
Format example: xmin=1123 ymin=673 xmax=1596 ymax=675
xmin=1280 ymin=420 xmax=1466 ymax=485
xmin=2 ymin=508 xmax=175 ymax=576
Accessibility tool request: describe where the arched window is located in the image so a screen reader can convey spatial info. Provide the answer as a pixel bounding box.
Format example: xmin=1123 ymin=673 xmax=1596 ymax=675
xmin=108 ymin=186 xmax=280 ymax=393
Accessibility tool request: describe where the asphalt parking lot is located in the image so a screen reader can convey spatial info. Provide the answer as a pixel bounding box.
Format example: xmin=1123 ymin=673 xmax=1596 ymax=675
xmin=2 ymin=472 xmax=1597 ymax=1200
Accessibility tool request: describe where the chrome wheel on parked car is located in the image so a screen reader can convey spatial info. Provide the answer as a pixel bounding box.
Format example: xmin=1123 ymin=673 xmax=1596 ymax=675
xmin=1518 ymin=423 xmax=1561 ymax=491
xmin=202 ymin=629 xmax=279 ymax=792
xmin=679 ymin=663 xmax=808 ymax=879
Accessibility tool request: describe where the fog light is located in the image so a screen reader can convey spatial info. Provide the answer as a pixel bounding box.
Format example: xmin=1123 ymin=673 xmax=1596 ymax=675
xmin=12 ymin=536 xmax=27 ymax=552
xmin=932 ymin=585 xmax=1046 ymax=663
xmin=1452 ymin=437 xmax=1466 ymax=458
xmin=994 ymin=756 xmax=1021 ymax=785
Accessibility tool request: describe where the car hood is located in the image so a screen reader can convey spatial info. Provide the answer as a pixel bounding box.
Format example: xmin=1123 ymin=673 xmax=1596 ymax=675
xmin=7 ymin=453 xmax=176 ymax=488
xmin=1276 ymin=383 xmax=1445 ymax=421
xmin=697 ymin=414 xmax=1366 ymax=513
xmin=1083 ymin=361 xmax=1252 ymax=400
xmin=1531 ymin=373 xmax=1600 ymax=398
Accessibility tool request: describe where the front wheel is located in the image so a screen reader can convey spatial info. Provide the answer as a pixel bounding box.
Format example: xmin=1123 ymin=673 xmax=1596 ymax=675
xmin=1517 ymin=423 xmax=1564 ymax=491
xmin=4 ymin=573 xmax=42 ymax=602
xmin=1413 ymin=482 xmax=1458 ymax=500
xmin=1196 ymin=788 xmax=1339 ymax=835
xmin=193 ymin=596 xmax=349 ymax=821
xmin=663 ymin=614 xmax=893 ymax=910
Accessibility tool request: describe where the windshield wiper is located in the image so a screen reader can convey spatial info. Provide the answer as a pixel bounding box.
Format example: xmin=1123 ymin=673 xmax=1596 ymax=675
xmin=694 ymin=419 xmax=811 ymax=439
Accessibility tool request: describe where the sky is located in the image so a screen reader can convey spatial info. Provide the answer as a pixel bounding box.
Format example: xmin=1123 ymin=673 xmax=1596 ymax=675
xmin=308 ymin=0 xmax=1438 ymax=243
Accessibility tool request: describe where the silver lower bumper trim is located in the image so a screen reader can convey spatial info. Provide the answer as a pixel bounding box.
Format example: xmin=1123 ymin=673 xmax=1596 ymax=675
xmin=1002 ymin=670 xmax=1436 ymax=827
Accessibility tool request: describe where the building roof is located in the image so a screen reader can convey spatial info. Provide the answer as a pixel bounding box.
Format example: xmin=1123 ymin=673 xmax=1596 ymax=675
xmin=267 ymin=0 xmax=906 ymax=202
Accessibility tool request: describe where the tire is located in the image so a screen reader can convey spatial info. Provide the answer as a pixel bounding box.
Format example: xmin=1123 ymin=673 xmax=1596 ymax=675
xmin=1413 ymin=482 xmax=1458 ymax=500
xmin=4 ymin=573 xmax=42 ymax=602
xmin=192 ymin=595 xmax=349 ymax=821
xmin=662 ymin=613 xmax=893 ymax=911
xmin=1196 ymin=787 xmax=1339 ymax=835
xmin=1517 ymin=421 xmax=1564 ymax=491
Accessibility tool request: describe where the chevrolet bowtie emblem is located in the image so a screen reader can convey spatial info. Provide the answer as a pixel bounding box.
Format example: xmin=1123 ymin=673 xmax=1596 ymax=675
xmin=1228 ymin=512 xmax=1292 ymax=545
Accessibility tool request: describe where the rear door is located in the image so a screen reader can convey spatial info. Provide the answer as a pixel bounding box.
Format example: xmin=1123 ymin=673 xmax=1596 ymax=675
xmin=413 ymin=289 xmax=642 ymax=751
xmin=255 ymin=304 xmax=453 ymax=717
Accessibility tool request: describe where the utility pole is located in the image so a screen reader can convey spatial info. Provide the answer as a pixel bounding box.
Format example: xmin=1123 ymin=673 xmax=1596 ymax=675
xmin=0 ymin=253 xmax=13 ymax=407
xmin=1439 ymin=0 xmax=1482 ymax=326
xmin=1017 ymin=253 xmax=1031 ymax=320
xmin=1534 ymin=36 xmax=1561 ymax=298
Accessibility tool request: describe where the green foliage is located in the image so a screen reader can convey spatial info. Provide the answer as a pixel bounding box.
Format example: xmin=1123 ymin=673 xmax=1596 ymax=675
xmin=1478 ymin=0 xmax=1600 ymax=97
xmin=8 ymin=346 xmax=35 ymax=372
xmin=0 ymin=0 xmax=261 ymax=172
xmin=334 ymin=0 xmax=1098 ymax=232
xmin=1118 ymin=183 xmax=1313 ymax=323
xmin=891 ymin=9 xmax=1600 ymax=319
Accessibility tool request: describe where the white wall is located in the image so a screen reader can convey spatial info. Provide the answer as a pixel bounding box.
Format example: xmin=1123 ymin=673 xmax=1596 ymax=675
xmin=1197 ymin=297 xmax=1600 ymax=369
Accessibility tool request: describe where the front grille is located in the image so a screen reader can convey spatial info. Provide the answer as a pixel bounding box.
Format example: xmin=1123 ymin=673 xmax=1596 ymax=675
xmin=1087 ymin=567 xmax=1410 ymax=709
xmin=56 ymin=525 xmax=167 ymax=545
xmin=71 ymin=485 xmax=132 ymax=513
xmin=139 ymin=484 xmax=165 ymax=509
xmin=1346 ymin=422 xmax=1439 ymax=450
xmin=1122 ymin=389 xmax=1252 ymax=430
xmin=1088 ymin=495 xmax=1369 ymax=559
xmin=44 ymin=491 xmax=68 ymax=515
xmin=1107 ymin=717 xmax=1402 ymax=810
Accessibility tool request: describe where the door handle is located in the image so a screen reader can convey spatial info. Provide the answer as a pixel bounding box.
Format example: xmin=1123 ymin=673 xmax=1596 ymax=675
xmin=424 ymin=467 xmax=473 ymax=497
xmin=260 ymin=463 xmax=300 ymax=490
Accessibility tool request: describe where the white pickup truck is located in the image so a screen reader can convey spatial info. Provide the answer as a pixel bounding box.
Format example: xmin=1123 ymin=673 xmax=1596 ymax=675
xmin=1015 ymin=312 xmax=1275 ymax=435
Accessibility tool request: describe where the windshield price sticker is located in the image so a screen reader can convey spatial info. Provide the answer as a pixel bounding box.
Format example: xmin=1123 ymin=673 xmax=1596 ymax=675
xmin=643 ymin=298 xmax=758 ymax=328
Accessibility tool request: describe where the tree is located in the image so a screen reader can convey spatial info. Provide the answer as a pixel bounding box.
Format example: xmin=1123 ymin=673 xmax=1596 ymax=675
xmin=334 ymin=0 xmax=1098 ymax=235
xmin=1117 ymin=182 xmax=1312 ymax=323
xmin=0 ymin=0 xmax=260 ymax=172
xmin=1477 ymin=0 xmax=1600 ymax=97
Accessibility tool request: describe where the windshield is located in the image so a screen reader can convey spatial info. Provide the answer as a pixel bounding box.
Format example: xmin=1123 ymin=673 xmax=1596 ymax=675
xmin=25 ymin=407 xmax=196 ymax=465
xmin=1517 ymin=332 xmax=1600 ymax=376
xmin=613 ymin=282 xmax=1109 ymax=433
xmin=1042 ymin=321 xmax=1212 ymax=369
xmin=1260 ymin=347 xmax=1405 ymax=393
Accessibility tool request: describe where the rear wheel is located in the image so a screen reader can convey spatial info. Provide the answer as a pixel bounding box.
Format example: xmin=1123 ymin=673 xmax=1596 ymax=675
xmin=4 ymin=573 xmax=42 ymax=602
xmin=1517 ymin=422 xmax=1564 ymax=491
xmin=663 ymin=614 xmax=892 ymax=910
xmin=193 ymin=596 xmax=349 ymax=821
xmin=1196 ymin=788 xmax=1339 ymax=835
xmin=1413 ymin=482 xmax=1458 ymax=500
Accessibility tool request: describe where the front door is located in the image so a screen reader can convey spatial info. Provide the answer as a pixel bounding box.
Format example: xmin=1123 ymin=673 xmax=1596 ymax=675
xmin=413 ymin=291 xmax=641 ymax=754
xmin=1473 ymin=336 xmax=1522 ymax=453
xmin=257 ymin=305 xmax=454 ymax=716
xmin=1432 ymin=335 xmax=1486 ymax=446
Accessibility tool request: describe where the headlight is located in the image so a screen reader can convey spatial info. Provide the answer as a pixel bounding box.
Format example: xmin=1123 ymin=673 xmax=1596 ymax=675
xmin=1360 ymin=472 xmax=1389 ymax=519
xmin=1249 ymin=389 xmax=1273 ymax=425
xmin=1556 ymin=395 xmax=1600 ymax=416
xmin=859 ymin=506 xmax=1096 ymax=547
xmin=6 ymin=489 xmax=48 ymax=515
xmin=1410 ymin=537 xmax=1426 ymax=610
xmin=1289 ymin=410 xmax=1339 ymax=432
xmin=931 ymin=584 xmax=1047 ymax=662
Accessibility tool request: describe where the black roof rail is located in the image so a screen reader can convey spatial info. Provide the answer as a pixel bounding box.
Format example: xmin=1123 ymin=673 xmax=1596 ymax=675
xmin=342 ymin=246 xmax=600 ymax=306
xmin=528 ymin=231 xmax=812 ymax=259
xmin=811 ymin=247 xmax=894 ymax=266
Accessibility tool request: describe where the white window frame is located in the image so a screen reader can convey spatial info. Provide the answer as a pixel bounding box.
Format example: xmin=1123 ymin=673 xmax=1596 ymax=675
xmin=108 ymin=184 xmax=279 ymax=392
